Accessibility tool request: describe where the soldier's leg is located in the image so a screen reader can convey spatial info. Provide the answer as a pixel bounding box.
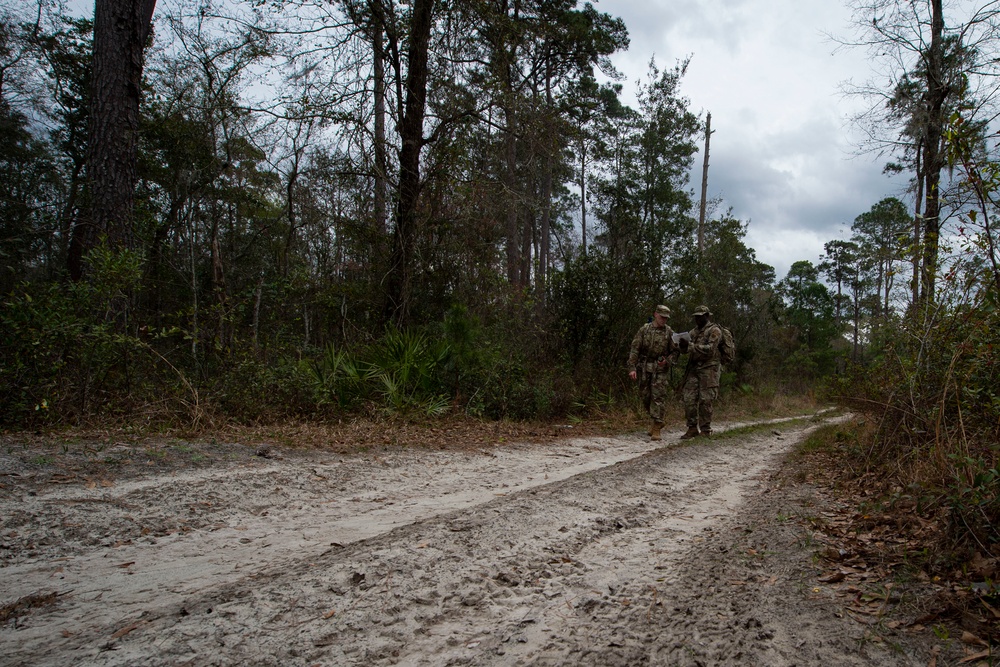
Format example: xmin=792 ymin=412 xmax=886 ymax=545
xmin=698 ymin=387 xmax=718 ymax=435
xmin=640 ymin=371 xmax=653 ymax=416
xmin=649 ymin=372 xmax=669 ymax=423
xmin=648 ymin=372 xmax=669 ymax=441
xmin=694 ymin=366 xmax=720 ymax=436
xmin=680 ymin=375 xmax=700 ymax=439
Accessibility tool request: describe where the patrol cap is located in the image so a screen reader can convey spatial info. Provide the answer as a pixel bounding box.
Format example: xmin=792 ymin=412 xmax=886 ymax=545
xmin=655 ymin=305 xmax=671 ymax=317
xmin=692 ymin=305 xmax=712 ymax=316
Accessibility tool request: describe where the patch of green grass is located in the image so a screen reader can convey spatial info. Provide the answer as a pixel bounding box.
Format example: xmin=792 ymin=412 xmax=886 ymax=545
xmin=792 ymin=421 xmax=859 ymax=457
xmin=712 ymin=416 xmax=814 ymax=440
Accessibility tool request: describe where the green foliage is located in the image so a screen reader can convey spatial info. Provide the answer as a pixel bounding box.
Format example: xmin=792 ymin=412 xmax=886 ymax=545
xmin=310 ymin=344 xmax=368 ymax=410
xmin=465 ymin=351 xmax=556 ymax=421
xmin=776 ymin=260 xmax=839 ymax=381
xmin=311 ymin=325 xmax=456 ymax=417
xmin=0 ymin=277 xmax=145 ymax=424
xmin=207 ymin=350 xmax=315 ymax=421
xmin=674 ymin=214 xmax=779 ymax=380
xmin=0 ymin=98 xmax=62 ymax=293
xmin=0 ymin=0 xmax=830 ymax=431
xmin=946 ymin=456 xmax=1000 ymax=548
xmin=366 ymin=328 xmax=451 ymax=416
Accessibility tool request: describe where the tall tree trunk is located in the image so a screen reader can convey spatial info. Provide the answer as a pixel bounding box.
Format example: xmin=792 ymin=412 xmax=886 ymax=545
xmin=912 ymin=138 xmax=923 ymax=307
xmin=386 ymin=0 xmax=434 ymax=327
xmin=920 ymin=0 xmax=946 ymax=304
xmin=538 ymin=66 xmax=553 ymax=303
xmin=578 ymin=133 xmax=587 ymax=255
xmin=698 ymin=112 xmax=712 ymax=255
xmin=283 ymin=165 xmax=297 ymax=278
xmin=371 ymin=0 xmax=388 ymax=235
xmin=503 ymin=102 xmax=520 ymax=288
xmin=69 ymin=0 xmax=156 ymax=280
xmin=210 ymin=214 xmax=227 ymax=348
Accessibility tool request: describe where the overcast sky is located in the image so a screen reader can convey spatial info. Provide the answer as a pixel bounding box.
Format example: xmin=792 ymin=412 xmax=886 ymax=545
xmin=598 ymin=0 xmax=911 ymax=280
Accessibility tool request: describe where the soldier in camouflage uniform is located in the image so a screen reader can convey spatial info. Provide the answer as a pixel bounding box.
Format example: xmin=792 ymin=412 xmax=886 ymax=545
xmin=677 ymin=305 xmax=723 ymax=439
xmin=628 ymin=305 xmax=680 ymax=441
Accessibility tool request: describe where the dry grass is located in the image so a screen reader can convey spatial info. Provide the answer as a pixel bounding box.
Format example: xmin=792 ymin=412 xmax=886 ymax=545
xmin=4 ymin=389 xmax=825 ymax=457
xmin=787 ymin=418 xmax=1000 ymax=649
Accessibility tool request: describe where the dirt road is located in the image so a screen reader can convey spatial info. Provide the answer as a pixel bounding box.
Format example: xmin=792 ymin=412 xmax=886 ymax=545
xmin=1 ymin=415 xmax=935 ymax=666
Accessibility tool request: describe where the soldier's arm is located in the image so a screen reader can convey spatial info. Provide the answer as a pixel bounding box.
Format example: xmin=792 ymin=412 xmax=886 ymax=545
xmin=665 ymin=328 xmax=681 ymax=365
xmin=691 ymin=325 xmax=723 ymax=361
xmin=627 ymin=327 xmax=643 ymax=368
xmin=678 ymin=329 xmax=691 ymax=354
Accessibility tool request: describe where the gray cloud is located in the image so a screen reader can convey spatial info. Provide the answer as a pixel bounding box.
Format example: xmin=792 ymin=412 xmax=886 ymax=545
xmin=597 ymin=0 xmax=910 ymax=280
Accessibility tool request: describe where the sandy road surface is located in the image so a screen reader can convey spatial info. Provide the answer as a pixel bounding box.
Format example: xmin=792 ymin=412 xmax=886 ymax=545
xmin=1 ymin=415 xmax=935 ymax=666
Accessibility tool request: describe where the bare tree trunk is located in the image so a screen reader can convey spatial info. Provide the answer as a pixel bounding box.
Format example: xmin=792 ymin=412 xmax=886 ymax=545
xmin=503 ymin=103 xmax=520 ymax=288
xmin=283 ymin=159 xmax=299 ymax=278
xmin=578 ymin=134 xmax=587 ymax=256
xmin=371 ymin=0 xmax=388 ymax=235
xmin=69 ymin=0 xmax=156 ymax=280
xmin=912 ymin=138 xmax=923 ymax=308
xmin=920 ymin=0 xmax=945 ymax=304
xmin=252 ymin=275 xmax=264 ymax=351
xmin=386 ymin=0 xmax=434 ymax=327
xmin=210 ymin=218 xmax=227 ymax=349
xmin=538 ymin=66 xmax=553 ymax=303
xmin=698 ymin=112 xmax=711 ymax=255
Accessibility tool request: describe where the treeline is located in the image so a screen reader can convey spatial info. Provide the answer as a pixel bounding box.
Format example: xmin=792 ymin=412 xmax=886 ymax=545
xmin=0 ymin=0 xmax=830 ymax=428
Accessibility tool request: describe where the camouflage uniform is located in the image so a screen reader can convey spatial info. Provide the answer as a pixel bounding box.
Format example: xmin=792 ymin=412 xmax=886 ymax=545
xmin=682 ymin=322 xmax=723 ymax=433
xmin=628 ymin=319 xmax=679 ymax=423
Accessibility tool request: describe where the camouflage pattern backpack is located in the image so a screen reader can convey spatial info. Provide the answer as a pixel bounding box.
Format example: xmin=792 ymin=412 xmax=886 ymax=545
xmin=716 ymin=325 xmax=735 ymax=366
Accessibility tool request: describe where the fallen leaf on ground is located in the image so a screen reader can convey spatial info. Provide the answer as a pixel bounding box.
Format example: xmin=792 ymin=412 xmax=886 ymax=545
xmin=110 ymin=621 xmax=145 ymax=640
xmin=961 ymin=631 xmax=988 ymax=646
xmin=959 ymin=649 xmax=994 ymax=664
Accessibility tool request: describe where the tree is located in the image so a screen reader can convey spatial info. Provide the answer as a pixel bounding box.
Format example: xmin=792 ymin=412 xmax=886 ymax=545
xmin=677 ymin=213 xmax=778 ymax=379
xmin=778 ymin=260 xmax=838 ymax=375
xmin=841 ymin=0 xmax=1000 ymax=306
xmin=0 ymin=97 xmax=60 ymax=292
xmin=850 ymin=196 xmax=912 ymax=321
xmin=385 ymin=0 xmax=434 ymax=327
xmin=818 ymin=239 xmax=859 ymax=326
xmin=565 ymin=76 xmax=620 ymax=256
xmin=68 ymin=0 xmax=157 ymax=280
xmin=589 ymin=58 xmax=699 ymax=321
xmin=34 ymin=17 xmax=93 ymax=272
xmin=0 ymin=14 xmax=61 ymax=290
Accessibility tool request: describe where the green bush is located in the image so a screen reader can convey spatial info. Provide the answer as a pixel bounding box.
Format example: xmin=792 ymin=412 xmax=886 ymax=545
xmin=0 ymin=279 xmax=151 ymax=425
xmin=207 ymin=350 xmax=317 ymax=421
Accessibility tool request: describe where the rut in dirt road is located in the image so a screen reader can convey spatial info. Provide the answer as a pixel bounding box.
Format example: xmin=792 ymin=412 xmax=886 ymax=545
xmin=3 ymin=416 xmax=926 ymax=667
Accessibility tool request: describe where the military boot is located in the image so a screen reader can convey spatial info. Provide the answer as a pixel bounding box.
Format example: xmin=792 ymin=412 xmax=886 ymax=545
xmin=650 ymin=422 xmax=662 ymax=441
xmin=680 ymin=426 xmax=699 ymax=440
xmin=699 ymin=426 xmax=713 ymax=438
